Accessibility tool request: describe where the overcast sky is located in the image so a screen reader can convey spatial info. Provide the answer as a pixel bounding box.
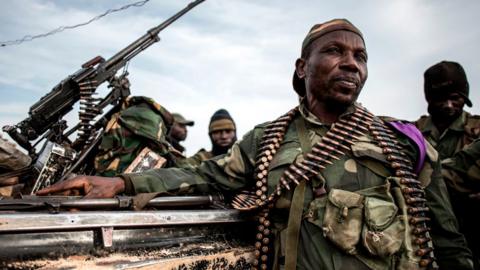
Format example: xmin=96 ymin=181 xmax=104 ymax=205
xmin=1 ymin=0 xmax=479 ymax=156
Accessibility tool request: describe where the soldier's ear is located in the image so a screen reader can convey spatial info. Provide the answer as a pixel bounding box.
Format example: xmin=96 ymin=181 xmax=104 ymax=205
xmin=295 ymin=58 xmax=306 ymax=79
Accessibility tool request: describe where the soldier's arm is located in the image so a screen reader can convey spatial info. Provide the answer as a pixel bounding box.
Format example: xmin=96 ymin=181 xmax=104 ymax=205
xmin=182 ymin=149 xmax=209 ymax=168
xmin=442 ymin=138 xmax=480 ymax=185
xmin=121 ymin=128 xmax=261 ymax=195
xmin=424 ymin=158 xmax=474 ymax=269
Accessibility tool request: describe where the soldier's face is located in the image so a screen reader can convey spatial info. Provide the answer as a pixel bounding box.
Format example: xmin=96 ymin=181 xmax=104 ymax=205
xmin=211 ymin=129 xmax=236 ymax=148
xmin=171 ymin=122 xmax=188 ymax=141
xmin=296 ymin=31 xmax=367 ymax=108
xmin=428 ymin=91 xmax=465 ymax=121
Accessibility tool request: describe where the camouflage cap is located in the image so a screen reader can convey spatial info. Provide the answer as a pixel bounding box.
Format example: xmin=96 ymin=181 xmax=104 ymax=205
xmin=424 ymin=60 xmax=472 ymax=107
xmin=172 ymin=113 xmax=194 ymax=126
xmin=293 ymin=19 xmax=364 ymax=97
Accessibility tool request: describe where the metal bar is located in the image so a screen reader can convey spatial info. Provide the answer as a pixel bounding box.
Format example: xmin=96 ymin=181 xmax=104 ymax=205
xmin=0 ymin=209 xmax=243 ymax=232
xmin=0 ymin=195 xmax=222 ymax=210
xmin=104 ymin=0 xmax=205 ymax=69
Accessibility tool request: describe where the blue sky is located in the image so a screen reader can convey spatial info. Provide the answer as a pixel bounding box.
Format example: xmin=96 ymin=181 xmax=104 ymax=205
xmin=1 ymin=0 xmax=479 ymax=156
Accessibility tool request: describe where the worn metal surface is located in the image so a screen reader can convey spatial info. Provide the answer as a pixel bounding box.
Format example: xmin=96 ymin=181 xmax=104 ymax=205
xmin=0 ymin=209 xmax=254 ymax=269
xmin=0 ymin=209 xmax=243 ymax=232
xmin=0 ymin=194 xmax=225 ymax=211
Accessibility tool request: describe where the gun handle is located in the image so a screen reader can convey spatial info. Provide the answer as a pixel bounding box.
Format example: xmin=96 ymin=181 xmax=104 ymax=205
xmin=2 ymin=125 xmax=34 ymax=155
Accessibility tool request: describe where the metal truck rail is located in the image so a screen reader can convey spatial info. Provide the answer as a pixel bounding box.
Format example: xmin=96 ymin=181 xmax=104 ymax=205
xmin=0 ymin=197 xmax=255 ymax=269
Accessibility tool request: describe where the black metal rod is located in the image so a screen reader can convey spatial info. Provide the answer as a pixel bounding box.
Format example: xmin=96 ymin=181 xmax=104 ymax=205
xmin=104 ymin=0 xmax=205 ymax=70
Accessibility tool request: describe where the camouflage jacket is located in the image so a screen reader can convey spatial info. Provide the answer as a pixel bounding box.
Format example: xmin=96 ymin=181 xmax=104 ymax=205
xmin=415 ymin=111 xmax=480 ymax=160
xmin=442 ymin=138 xmax=480 ymax=188
xmin=415 ymin=112 xmax=480 ymax=194
xmin=94 ymin=96 xmax=184 ymax=177
xmin=185 ymin=148 xmax=213 ymax=167
xmin=122 ymin=103 xmax=472 ymax=270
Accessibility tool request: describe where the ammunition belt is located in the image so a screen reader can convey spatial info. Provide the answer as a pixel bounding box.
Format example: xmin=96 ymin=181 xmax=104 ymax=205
xmin=77 ymin=80 xmax=100 ymax=148
xmin=233 ymin=105 xmax=437 ymax=269
xmin=233 ymin=105 xmax=375 ymax=270
xmin=369 ymin=118 xmax=437 ymax=269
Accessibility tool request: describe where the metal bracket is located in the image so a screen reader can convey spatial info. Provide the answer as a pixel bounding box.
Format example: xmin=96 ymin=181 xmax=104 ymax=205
xmin=94 ymin=226 xmax=114 ymax=248
xmin=116 ymin=196 xmax=131 ymax=209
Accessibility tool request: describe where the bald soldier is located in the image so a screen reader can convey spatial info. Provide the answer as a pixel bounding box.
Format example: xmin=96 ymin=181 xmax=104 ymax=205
xmin=39 ymin=19 xmax=473 ymax=270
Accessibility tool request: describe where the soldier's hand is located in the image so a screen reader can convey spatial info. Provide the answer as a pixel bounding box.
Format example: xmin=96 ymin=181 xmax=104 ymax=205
xmin=36 ymin=176 xmax=125 ymax=198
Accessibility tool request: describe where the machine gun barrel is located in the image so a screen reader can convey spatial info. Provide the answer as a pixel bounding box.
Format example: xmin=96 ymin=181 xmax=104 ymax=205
xmin=103 ymin=0 xmax=205 ymax=71
xmin=4 ymin=0 xmax=206 ymax=153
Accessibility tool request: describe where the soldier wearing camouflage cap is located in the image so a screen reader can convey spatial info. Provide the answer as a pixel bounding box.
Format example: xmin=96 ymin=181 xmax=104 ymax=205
xmin=167 ymin=113 xmax=194 ymax=154
xmin=39 ymin=19 xmax=473 ymax=269
xmin=415 ymin=61 xmax=480 ymax=268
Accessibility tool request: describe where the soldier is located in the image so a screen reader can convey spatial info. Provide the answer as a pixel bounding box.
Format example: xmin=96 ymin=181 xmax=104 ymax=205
xmin=187 ymin=109 xmax=237 ymax=166
xmin=39 ymin=19 xmax=473 ymax=269
xmin=94 ymin=96 xmax=182 ymax=176
xmin=415 ymin=61 xmax=479 ymax=159
xmin=442 ymin=137 xmax=480 ymax=269
xmin=415 ymin=61 xmax=480 ymax=268
xmin=167 ymin=113 xmax=195 ymax=154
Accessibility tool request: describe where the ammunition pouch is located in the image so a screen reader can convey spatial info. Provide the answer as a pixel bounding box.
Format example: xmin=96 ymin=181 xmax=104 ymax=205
xmin=308 ymin=183 xmax=406 ymax=259
xmin=362 ymin=196 xmax=405 ymax=257
xmin=321 ymin=189 xmax=364 ymax=255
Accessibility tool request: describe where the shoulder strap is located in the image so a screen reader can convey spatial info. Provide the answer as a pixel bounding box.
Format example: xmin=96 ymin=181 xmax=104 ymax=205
xmin=284 ymin=117 xmax=310 ymax=270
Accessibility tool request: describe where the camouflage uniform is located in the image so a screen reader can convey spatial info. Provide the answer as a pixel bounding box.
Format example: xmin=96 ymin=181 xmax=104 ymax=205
xmin=416 ymin=112 xmax=480 ymax=268
xmin=122 ymin=102 xmax=472 ymax=270
xmin=94 ymin=96 xmax=184 ymax=177
xmin=443 ymin=138 xmax=480 ymax=187
xmin=186 ymin=148 xmax=213 ymax=167
xmin=415 ymin=111 xmax=480 ymax=194
xmin=415 ymin=111 xmax=480 ymax=161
